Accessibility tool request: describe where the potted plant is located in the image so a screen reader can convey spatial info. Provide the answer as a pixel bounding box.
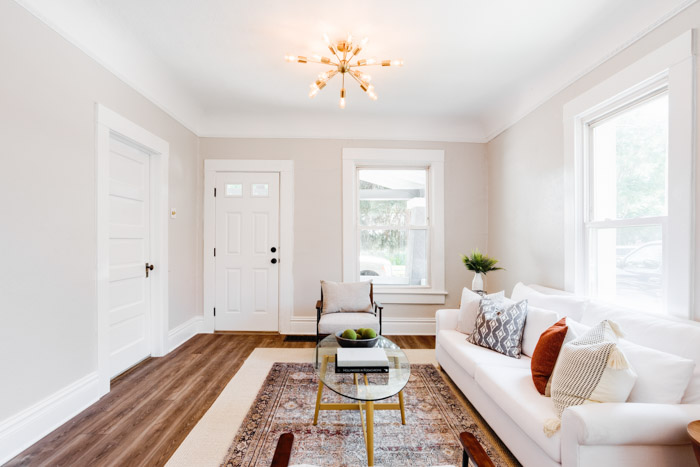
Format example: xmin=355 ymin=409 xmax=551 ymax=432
xmin=461 ymin=249 xmax=503 ymax=292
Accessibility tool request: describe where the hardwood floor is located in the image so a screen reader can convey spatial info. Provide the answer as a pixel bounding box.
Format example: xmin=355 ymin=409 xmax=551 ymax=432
xmin=6 ymin=334 xmax=435 ymax=467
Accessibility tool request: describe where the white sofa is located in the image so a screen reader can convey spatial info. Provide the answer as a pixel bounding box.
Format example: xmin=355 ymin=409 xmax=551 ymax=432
xmin=435 ymin=284 xmax=700 ymax=467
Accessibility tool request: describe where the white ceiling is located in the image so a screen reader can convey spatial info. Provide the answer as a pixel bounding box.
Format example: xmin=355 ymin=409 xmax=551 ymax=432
xmin=16 ymin=0 xmax=696 ymax=142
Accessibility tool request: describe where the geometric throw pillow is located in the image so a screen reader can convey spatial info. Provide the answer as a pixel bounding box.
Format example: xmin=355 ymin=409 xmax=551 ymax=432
xmin=545 ymin=320 xmax=637 ymax=436
xmin=457 ymin=288 xmax=506 ymax=335
xmin=467 ymin=299 xmax=528 ymax=359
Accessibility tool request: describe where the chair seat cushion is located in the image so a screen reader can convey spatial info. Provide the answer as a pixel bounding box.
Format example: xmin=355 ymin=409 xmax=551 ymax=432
xmin=318 ymin=312 xmax=379 ymax=335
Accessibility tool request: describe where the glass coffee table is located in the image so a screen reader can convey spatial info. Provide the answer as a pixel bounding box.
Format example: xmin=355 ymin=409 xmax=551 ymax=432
xmin=313 ymin=335 xmax=411 ymax=466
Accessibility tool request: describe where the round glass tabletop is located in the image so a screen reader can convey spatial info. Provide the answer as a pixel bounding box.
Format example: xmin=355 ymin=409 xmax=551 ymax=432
xmin=314 ymin=334 xmax=411 ymax=402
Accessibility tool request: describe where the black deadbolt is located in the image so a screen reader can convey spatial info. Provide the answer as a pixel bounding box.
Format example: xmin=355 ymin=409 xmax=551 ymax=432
xmin=271 ymin=247 xmax=277 ymax=253
xmin=271 ymin=258 xmax=278 ymax=264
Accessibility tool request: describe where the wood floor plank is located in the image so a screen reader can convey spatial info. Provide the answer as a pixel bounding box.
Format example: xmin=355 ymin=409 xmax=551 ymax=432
xmin=5 ymin=333 xmax=434 ymax=467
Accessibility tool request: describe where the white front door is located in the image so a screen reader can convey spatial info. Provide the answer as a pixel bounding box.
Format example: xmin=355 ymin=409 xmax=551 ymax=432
xmin=215 ymin=172 xmax=280 ymax=331
xmin=108 ymin=136 xmax=151 ymax=377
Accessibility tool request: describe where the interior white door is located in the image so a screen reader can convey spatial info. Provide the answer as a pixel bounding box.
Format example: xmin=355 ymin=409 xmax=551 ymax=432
xmin=108 ymin=136 xmax=151 ymax=378
xmin=215 ymin=172 xmax=280 ymax=331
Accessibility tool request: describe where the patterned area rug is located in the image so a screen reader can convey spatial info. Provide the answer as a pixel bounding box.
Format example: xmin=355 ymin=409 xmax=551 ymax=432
xmin=221 ymin=363 xmax=518 ymax=467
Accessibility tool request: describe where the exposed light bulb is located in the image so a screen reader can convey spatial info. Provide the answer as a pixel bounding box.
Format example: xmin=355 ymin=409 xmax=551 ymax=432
xmin=323 ymin=33 xmax=331 ymax=45
xmin=284 ymin=55 xmax=297 ymax=62
xmin=309 ymin=88 xmax=319 ymax=98
xmin=347 ymin=33 xmax=353 ymax=44
xmin=366 ymin=58 xmax=376 ymax=65
xmin=339 ymin=97 xmax=346 ymax=108
xmin=368 ymin=90 xmax=377 ymax=101
xmin=361 ymin=73 xmax=371 ymax=82
xmin=318 ymin=71 xmax=330 ymax=80
xmin=391 ymin=60 xmax=404 ymax=67
xmin=361 ymin=37 xmax=369 ymax=47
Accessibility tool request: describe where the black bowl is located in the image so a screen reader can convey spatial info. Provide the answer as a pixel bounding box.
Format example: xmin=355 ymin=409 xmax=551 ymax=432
xmin=335 ymin=331 xmax=380 ymax=348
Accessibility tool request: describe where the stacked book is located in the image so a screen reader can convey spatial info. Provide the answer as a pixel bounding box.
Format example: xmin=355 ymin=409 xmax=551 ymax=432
xmin=335 ymin=348 xmax=390 ymax=374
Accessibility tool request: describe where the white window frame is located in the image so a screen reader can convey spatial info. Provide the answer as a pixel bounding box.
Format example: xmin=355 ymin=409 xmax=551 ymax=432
xmin=343 ymin=148 xmax=446 ymax=304
xmin=564 ymin=30 xmax=695 ymax=318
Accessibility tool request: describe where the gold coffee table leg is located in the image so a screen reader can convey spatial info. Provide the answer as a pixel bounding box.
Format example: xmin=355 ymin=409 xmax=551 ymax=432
xmin=313 ymin=355 xmax=329 ymax=425
xmin=366 ymin=400 xmax=374 ymax=466
xmin=398 ymin=390 xmax=406 ymax=425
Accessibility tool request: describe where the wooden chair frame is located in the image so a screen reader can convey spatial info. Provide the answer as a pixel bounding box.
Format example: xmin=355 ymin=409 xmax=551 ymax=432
xmin=315 ymin=282 xmax=383 ymax=345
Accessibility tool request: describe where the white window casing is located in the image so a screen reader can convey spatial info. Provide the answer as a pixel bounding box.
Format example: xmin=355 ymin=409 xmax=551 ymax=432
xmin=342 ymin=148 xmax=446 ymax=304
xmin=564 ymin=30 xmax=696 ymax=318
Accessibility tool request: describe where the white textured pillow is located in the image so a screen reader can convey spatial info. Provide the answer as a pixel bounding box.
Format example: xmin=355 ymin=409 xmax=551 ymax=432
xmin=321 ymin=280 xmax=372 ymax=313
xmin=521 ymin=306 xmax=559 ymax=357
xmin=618 ymin=339 xmax=695 ymax=404
xmin=456 ymin=288 xmax=505 ymax=334
xmin=546 ymin=320 xmax=637 ymax=436
xmin=511 ymin=282 xmax=588 ymax=321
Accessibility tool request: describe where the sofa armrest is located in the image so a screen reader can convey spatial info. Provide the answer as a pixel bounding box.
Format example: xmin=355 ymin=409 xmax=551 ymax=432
xmin=562 ymin=403 xmax=700 ymax=447
xmin=436 ymin=308 xmax=459 ymax=334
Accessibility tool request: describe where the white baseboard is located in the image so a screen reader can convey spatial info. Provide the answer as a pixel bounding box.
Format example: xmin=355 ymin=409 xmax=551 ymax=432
xmin=285 ymin=316 xmax=436 ymax=336
xmin=0 ymin=372 xmax=100 ymax=465
xmin=168 ymin=315 xmax=205 ymax=352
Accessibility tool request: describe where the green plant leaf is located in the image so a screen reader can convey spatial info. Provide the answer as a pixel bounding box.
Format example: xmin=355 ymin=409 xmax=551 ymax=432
xmin=461 ymin=249 xmax=504 ymax=274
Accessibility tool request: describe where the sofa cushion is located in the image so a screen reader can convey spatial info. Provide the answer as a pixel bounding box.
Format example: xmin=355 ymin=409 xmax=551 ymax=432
xmin=474 ymin=365 xmax=561 ymax=462
xmin=317 ymin=312 xmax=379 ymax=335
xmin=511 ymin=282 xmax=588 ymax=321
xmin=618 ymin=339 xmax=695 ymax=404
xmin=320 ymin=280 xmax=372 ymax=314
xmin=583 ymin=300 xmax=700 ymax=403
xmin=521 ymin=306 xmax=560 ymax=357
xmin=456 ymin=288 xmax=505 ymax=335
xmin=437 ymin=329 xmax=531 ymax=377
xmin=468 ymin=299 xmax=528 ymax=358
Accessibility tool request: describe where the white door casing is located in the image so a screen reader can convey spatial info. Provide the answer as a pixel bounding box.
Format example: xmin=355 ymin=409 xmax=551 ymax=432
xmin=96 ymin=104 xmax=169 ymax=396
xmin=203 ymin=160 xmax=294 ymax=334
xmin=108 ymin=137 xmax=151 ymax=377
xmin=214 ymin=172 xmax=280 ymax=331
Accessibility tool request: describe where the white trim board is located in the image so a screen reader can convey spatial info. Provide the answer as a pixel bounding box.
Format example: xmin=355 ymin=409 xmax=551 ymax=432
xmin=96 ymin=104 xmax=170 ymax=396
xmin=0 ymin=372 xmax=100 ymax=465
xmin=168 ymin=316 xmax=205 ymax=352
xmin=203 ymin=159 xmax=295 ymax=334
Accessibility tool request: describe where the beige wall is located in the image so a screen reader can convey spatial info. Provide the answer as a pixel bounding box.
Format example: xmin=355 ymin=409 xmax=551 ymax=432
xmin=486 ymin=3 xmax=700 ymax=319
xmin=0 ymin=2 xmax=200 ymax=420
xmin=199 ymin=138 xmax=488 ymax=322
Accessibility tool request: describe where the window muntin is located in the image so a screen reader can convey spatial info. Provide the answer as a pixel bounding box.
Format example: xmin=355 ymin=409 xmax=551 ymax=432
xmin=584 ymin=91 xmax=668 ymax=313
xmin=357 ymin=169 xmax=429 ymax=286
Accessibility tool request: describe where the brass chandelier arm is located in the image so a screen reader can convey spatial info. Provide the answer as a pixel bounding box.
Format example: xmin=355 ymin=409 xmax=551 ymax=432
xmin=348 ymin=70 xmax=369 ymax=90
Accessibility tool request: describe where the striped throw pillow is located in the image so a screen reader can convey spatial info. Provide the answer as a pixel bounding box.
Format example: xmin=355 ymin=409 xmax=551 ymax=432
xmin=544 ymin=320 xmax=637 ymax=436
xmin=467 ymin=298 xmax=528 ymax=358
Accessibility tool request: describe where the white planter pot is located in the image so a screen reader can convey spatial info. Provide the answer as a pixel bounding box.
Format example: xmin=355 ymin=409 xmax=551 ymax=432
xmin=472 ymin=272 xmax=485 ymax=292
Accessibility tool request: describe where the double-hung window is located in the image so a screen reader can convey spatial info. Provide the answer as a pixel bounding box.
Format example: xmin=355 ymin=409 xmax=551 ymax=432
xmin=343 ymin=148 xmax=446 ymax=304
xmin=564 ymin=31 xmax=695 ymax=318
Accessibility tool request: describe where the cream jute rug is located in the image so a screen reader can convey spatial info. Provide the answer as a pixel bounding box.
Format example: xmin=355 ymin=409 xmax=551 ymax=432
xmin=166 ymin=348 xmax=517 ymax=467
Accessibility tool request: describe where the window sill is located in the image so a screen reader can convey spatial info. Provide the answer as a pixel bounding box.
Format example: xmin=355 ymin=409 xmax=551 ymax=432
xmin=374 ymin=288 xmax=448 ymax=305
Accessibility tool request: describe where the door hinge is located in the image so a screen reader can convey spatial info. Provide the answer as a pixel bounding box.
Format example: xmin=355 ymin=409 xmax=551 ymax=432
xmin=213 ymin=307 xmax=216 ymax=317
xmin=214 ymin=187 xmax=217 ymax=197
xmin=214 ymin=248 xmax=216 ymax=257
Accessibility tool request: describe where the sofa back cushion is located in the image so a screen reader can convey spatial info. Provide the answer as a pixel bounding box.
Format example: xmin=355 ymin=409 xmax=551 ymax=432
xmin=582 ymin=300 xmax=700 ymax=403
xmin=321 ymin=280 xmax=372 ymax=314
xmin=521 ymin=306 xmax=559 ymax=357
xmin=511 ymin=282 xmax=588 ymax=322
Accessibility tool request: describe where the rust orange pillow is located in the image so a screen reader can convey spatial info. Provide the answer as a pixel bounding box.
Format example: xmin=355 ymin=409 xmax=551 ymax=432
xmin=531 ymin=317 xmax=568 ymax=395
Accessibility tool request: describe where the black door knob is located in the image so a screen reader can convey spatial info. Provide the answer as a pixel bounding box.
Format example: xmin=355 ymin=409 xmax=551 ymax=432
xmin=271 ymin=258 xmax=278 ymax=264
xmin=271 ymin=247 xmax=277 ymax=253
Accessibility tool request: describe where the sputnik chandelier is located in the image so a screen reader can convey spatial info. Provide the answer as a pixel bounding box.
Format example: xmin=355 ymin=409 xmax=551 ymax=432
xmin=285 ymin=34 xmax=403 ymax=108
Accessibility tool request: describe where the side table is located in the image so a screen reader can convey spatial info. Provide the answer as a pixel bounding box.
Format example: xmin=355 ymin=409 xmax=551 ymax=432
xmin=689 ymin=421 xmax=700 ymax=466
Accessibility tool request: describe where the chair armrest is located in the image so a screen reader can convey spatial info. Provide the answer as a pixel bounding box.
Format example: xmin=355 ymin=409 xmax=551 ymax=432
xmin=562 ymin=403 xmax=700 ymax=447
xmin=374 ymin=301 xmax=383 ymax=311
xmin=315 ymin=300 xmax=322 ymax=311
xmin=459 ymin=432 xmax=495 ymax=467
xmin=270 ymin=432 xmax=294 ymax=467
xmin=436 ymin=309 xmax=459 ymax=334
